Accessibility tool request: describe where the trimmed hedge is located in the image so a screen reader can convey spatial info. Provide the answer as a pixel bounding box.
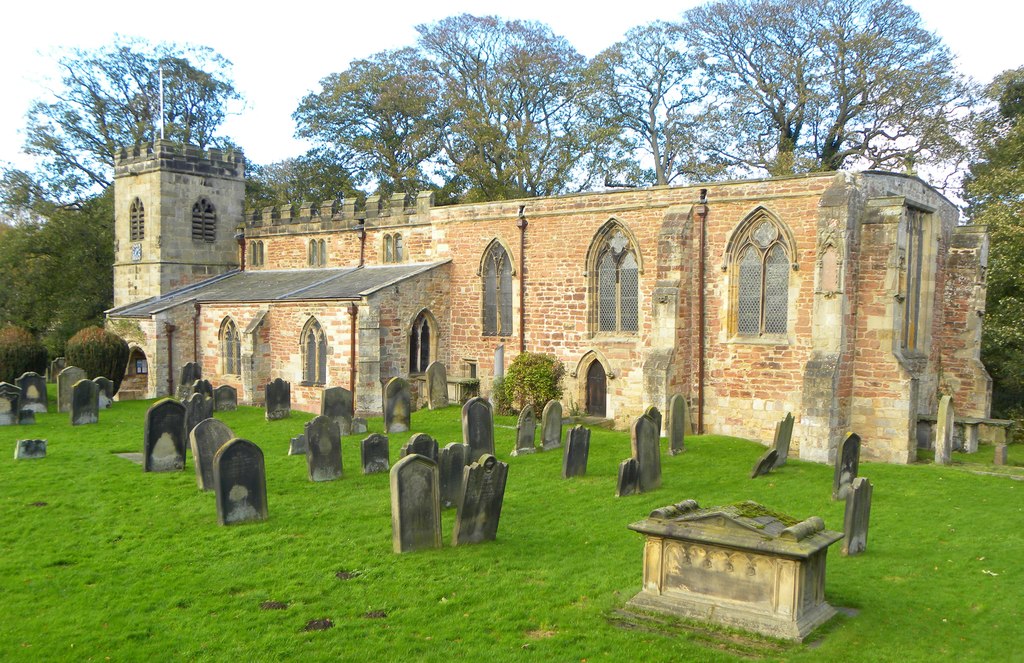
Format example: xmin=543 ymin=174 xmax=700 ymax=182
xmin=65 ymin=326 xmax=130 ymax=394
xmin=498 ymin=352 xmax=565 ymax=415
xmin=0 ymin=326 xmax=48 ymax=384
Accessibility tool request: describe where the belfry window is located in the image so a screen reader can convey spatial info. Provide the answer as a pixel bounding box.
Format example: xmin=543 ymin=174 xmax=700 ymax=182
xmin=129 ymin=198 xmax=145 ymax=241
xmin=191 ymin=198 xmax=216 ymax=242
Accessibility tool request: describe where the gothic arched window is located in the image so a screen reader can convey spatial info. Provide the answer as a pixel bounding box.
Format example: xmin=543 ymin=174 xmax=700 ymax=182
xmin=588 ymin=222 xmax=640 ymax=334
xmin=129 ymin=198 xmax=145 ymax=241
xmin=409 ymin=311 xmax=433 ymax=374
xmin=301 ymin=318 xmax=328 ymax=385
xmin=727 ymin=209 xmax=795 ymax=337
xmin=220 ymin=318 xmax=241 ymax=376
xmin=384 ymin=233 xmax=404 ymax=263
xmin=482 ymin=240 xmax=513 ymax=336
xmin=191 ymin=198 xmax=216 ymax=242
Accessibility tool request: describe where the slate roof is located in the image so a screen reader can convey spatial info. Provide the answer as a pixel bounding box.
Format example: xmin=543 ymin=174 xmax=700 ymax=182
xmin=107 ymin=261 xmax=450 ymax=318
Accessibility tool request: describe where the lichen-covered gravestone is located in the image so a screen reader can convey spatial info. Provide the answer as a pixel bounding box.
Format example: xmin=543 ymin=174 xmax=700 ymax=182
xmin=390 ymin=454 xmax=442 ymax=553
xmin=462 ymin=397 xmax=494 ymax=461
xmin=0 ymin=382 xmax=20 ymax=426
xmin=438 ymin=442 xmax=469 ymax=509
xmin=511 ymin=404 xmax=537 ymax=456
xmin=452 ymin=454 xmax=509 ymax=546
xmin=213 ymin=438 xmax=268 ymax=526
xmin=616 ymin=457 xmax=641 ymax=497
xmin=184 ymin=393 xmax=214 ymax=436
xmin=383 ymin=377 xmax=411 ymax=433
xmin=321 ymin=386 xmax=353 ymax=435
xmin=360 ymin=433 xmax=390 ymax=474
xmin=645 ymin=405 xmax=663 ymax=438
xmin=213 ymin=385 xmax=237 ymax=411
xmin=15 ymin=439 xmax=46 ymax=459
xmin=16 ymin=372 xmax=47 ymax=414
xmin=305 ymin=415 xmax=342 ymax=482
xmin=934 ymin=395 xmax=954 ymax=466
xmin=192 ymin=378 xmax=213 ymax=398
xmin=70 ymin=379 xmax=100 ymax=426
xmin=541 ymin=400 xmax=563 ymax=450
xmin=750 ymin=448 xmax=779 ymax=478
xmin=143 ymin=398 xmax=187 ymax=472
xmin=831 ymin=432 xmax=861 ymax=500
xmin=772 ymin=412 xmax=795 ymax=468
xmin=57 ymin=366 xmax=86 ymax=414
xmin=93 ymin=376 xmax=114 ymax=409
xmin=562 ymin=425 xmax=590 ymax=479
xmin=631 ymin=413 xmax=662 ymax=492
xmin=666 ymin=394 xmax=687 ymax=456
xmin=190 ymin=419 xmax=235 ymax=491
xmin=265 ymin=378 xmax=291 ymax=421
xmin=842 ymin=476 xmax=873 ymax=556
xmin=177 ymin=361 xmax=201 ymax=400
xmin=400 ymin=433 xmax=439 ymax=462
xmin=288 ymin=434 xmax=306 ymax=456
xmin=425 ymin=361 xmax=448 ymax=409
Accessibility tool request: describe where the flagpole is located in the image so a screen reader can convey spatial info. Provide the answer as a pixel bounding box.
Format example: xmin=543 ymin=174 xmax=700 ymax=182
xmin=159 ymin=65 xmax=165 ymax=140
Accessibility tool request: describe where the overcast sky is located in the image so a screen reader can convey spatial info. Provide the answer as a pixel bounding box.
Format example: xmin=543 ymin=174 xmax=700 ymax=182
xmin=0 ymin=0 xmax=1021 ymax=171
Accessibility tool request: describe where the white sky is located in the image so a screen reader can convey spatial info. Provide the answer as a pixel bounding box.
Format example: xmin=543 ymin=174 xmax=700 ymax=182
xmin=0 ymin=0 xmax=1021 ymax=170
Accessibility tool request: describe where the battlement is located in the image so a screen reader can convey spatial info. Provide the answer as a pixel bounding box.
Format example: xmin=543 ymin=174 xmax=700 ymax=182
xmin=114 ymin=139 xmax=245 ymax=180
xmin=244 ymin=190 xmax=434 ymax=234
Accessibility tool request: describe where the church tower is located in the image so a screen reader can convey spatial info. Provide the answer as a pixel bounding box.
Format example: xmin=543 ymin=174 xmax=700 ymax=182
xmin=112 ymin=140 xmax=245 ymax=308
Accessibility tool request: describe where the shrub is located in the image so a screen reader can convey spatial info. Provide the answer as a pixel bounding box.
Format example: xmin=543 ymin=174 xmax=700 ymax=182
xmin=500 ymin=352 xmax=565 ymax=415
xmin=65 ymin=326 xmax=130 ymax=394
xmin=0 ymin=326 xmax=48 ymax=384
xmin=492 ymin=377 xmax=512 ymax=415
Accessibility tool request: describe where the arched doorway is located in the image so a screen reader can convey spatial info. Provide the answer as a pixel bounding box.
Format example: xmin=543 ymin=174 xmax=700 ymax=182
xmin=121 ymin=347 xmax=149 ymax=399
xmin=586 ymin=360 xmax=607 ymax=417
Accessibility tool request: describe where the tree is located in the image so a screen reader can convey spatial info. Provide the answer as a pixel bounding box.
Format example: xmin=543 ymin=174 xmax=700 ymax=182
xmin=682 ymin=0 xmax=973 ymax=179
xmin=245 ymin=151 xmax=361 ymax=211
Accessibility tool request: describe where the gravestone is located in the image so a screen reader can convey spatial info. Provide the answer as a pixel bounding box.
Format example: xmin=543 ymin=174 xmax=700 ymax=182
xmin=321 ymin=386 xmax=354 ymax=435
xmin=511 ymin=405 xmax=537 ymax=456
xmin=0 ymin=382 xmax=20 ymax=425
xmin=562 ymin=426 xmax=591 ymax=479
xmin=93 ymin=376 xmax=114 ymax=409
xmin=192 ymin=378 xmax=213 ymax=398
xmin=213 ymin=385 xmax=237 ymax=411
xmin=425 ymin=361 xmax=449 ymax=409
xmin=994 ymin=444 xmax=1008 ymax=466
xmin=383 ymin=377 xmax=411 ymax=433
xmin=288 ymin=433 xmax=306 ymax=456
xmin=184 ymin=393 xmax=214 ymax=436
xmin=750 ymin=448 xmax=779 ymax=478
xmin=390 ymin=454 xmax=442 ymax=553
xmin=305 ymin=415 xmax=342 ymax=482
xmin=631 ymin=414 xmax=662 ymax=492
xmin=15 ymin=439 xmax=46 ymax=459
xmin=842 ymin=476 xmax=873 ymax=556
xmin=400 ymin=433 xmax=439 ymax=462
xmin=70 ymin=379 xmax=100 ymax=425
xmin=57 ymin=366 xmax=86 ymax=413
xmin=48 ymin=357 xmax=65 ymax=383
xmin=361 ymin=433 xmax=390 ymax=474
xmin=214 ymin=438 xmax=268 ymax=526
xmin=17 ymin=372 xmax=47 ymax=414
xmin=190 ymin=418 xmax=235 ymax=491
xmin=772 ymin=412 xmax=795 ymax=468
xmin=462 ymin=397 xmax=494 ymax=461
xmin=265 ymin=378 xmax=291 ymax=421
xmin=452 ymin=454 xmax=509 ymax=546
xmin=541 ymin=400 xmax=563 ymax=450
xmin=831 ymin=432 xmax=861 ymax=500
xmin=351 ymin=417 xmax=368 ymax=434
xmin=143 ymin=398 xmax=187 ymax=472
xmin=934 ymin=395 xmax=954 ymax=466
xmin=438 ymin=443 xmax=469 ymax=509
xmin=177 ymin=361 xmax=201 ymax=400
xmin=616 ymin=457 xmax=641 ymax=497
xmin=645 ymin=405 xmax=663 ymax=438
xmin=18 ymin=409 xmax=35 ymax=425
xmin=666 ymin=394 xmax=686 ymax=456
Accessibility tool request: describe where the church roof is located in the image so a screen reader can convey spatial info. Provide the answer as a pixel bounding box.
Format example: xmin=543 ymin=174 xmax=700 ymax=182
xmin=106 ymin=261 xmax=451 ymax=318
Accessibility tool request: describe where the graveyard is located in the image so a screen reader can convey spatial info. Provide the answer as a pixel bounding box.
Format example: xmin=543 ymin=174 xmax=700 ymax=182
xmin=2 ymin=389 xmax=1023 ymax=661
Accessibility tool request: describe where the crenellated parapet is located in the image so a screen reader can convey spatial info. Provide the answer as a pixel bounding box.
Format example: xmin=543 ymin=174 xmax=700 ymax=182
xmin=114 ymin=139 xmax=245 ymax=180
xmin=244 ymin=190 xmax=434 ymax=236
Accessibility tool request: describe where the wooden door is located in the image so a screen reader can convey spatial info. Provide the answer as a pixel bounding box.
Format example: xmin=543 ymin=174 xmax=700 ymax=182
xmin=586 ymin=361 xmax=607 ymax=417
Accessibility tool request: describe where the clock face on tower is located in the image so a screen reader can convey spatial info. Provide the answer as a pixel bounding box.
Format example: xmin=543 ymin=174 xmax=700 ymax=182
xmin=131 ymin=243 xmax=142 ymax=262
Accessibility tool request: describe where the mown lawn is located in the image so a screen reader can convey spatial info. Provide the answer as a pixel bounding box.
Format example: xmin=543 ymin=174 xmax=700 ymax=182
xmin=1 ymin=389 xmax=1022 ymax=661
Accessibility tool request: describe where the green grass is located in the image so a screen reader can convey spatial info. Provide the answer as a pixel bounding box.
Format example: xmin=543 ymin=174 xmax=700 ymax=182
xmin=1 ymin=389 xmax=1022 ymax=661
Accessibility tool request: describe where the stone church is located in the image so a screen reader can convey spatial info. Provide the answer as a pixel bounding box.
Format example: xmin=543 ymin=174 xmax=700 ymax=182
xmin=106 ymin=140 xmax=991 ymax=464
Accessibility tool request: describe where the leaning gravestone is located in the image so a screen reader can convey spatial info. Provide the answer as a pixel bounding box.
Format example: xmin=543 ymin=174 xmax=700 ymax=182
xmin=383 ymin=377 xmax=411 ymax=433
xmin=184 ymin=393 xmax=214 ymax=436
xmin=425 ymin=361 xmax=449 ymax=409
xmin=934 ymin=395 xmax=954 ymax=466
xmin=831 ymin=432 xmax=862 ymax=500
xmin=70 ymin=379 xmax=100 ymax=426
xmin=57 ymin=366 xmax=86 ymax=413
xmin=93 ymin=376 xmax=114 ymax=409
xmin=632 ymin=414 xmax=662 ymax=492
xmin=400 ymin=433 xmax=439 ymax=462
xmin=265 ymin=378 xmax=291 ymax=421
xmin=361 ymin=433 xmax=390 ymax=474
xmin=321 ymin=386 xmax=353 ymax=435
xmin=666 ymin=394 xmax=686 ymax=456
xmin=772 ymin=412 xmax=795 ymax=468
xmin=438 ymin=442 xmax=469 ymax=508
xmin=143 ymin=398 xmax=187 ymax=472
xmin=214 ymin=438 xmax=268 ymax=526
xmin=452 ymin=454 xmax=509 ymax=546
xmin=0 ymin=382 xmax=20 ymax=426
xmin=842 ymin=476 xmax=873 ymax=556
xmin=462 ymin=397 xmax=494 ymax=461
xmin=288 ymin=434 xmax=306 ymax=456
xmin=177 ymin=362 xmax=201 ymax=400
xmin=17 ymin=372 xmax=47 ymax=414
xmin=48 ymin=357 xmax=65 ymax=383
xmin=390 ymin=454 xmax=442 ymax=553
xmin=562 ymin=426 xmax=591 ymax=478
xmin=305 ymin=415 xmax=342 ymax=482
xmin=192 ymin=378 xmax=213 ymax=398
xmin=616 ymin=457 xmax=641 ymax=497
xmin=750 ymin=448 xmax=779 ymax=478
xmin=213 ymin=385 xmax=237 ymax=411
xmin=15 ymin=439 xmax=46 ymax=459
xmin=511 ymin=405 xmax=537 ymax=456
xmin=541 ymin=400 xmax=563 ymax=450
xmin=645 ymin=405 xmax=663 ymax=438
xmin=190 ymin=418 xmax=235 ymax=491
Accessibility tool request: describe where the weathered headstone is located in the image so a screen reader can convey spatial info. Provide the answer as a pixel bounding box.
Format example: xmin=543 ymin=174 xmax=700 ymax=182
xmin=18 ymin=409 xmax=35 ymax=425
xmin=57 ymin=366 xmax=86 ymax=413
xmin=383 ymin=377 xmax=411 ymax=433
xmin=213 ymin=385 xmax=238 ymax=411
xmin=452 ymin=454 xmax=509 ymax=546
xmin=265 ymin=378 xmax=291 ymax=421
xmin=190 ymin=418 xmax=235 ymax=491
xmin=616 ymin=457 xmax=641 ymax=497
xmin=192 ymin=378 xmax=214 ymax=398
xmin=425 ymin=361 xmax=449 ymax=409
xmin=772 ymin=412 xmax=795 ymax=468
xmin=351 ymin=417 xmax=368 ymax=434
xmin=15 ymin=439 xmax=46 ymax=459
xmin=213 ymin=438 xmax=268 ymax=526
xmin=93 ymin=376 xmax=114 ymax=409
xmin=511 ymin=405 xmax=537 ymax=456
xmin=842 ymin=476 xmax=873 ymax=556
xmin=288 ymin=433 xmax=306 ymax=456
xmin=177 ymin=361 xmax=201 ymax=400
xmin=438 ymin=442 xmax=469 ymax=508
xmin=831 ymin=432 xmax=861 ymax=500
xmin=390 ymin=454 xmax=442 ymax=553
xmin=541 ymin=400 xmax=563 ymax=450
xmin=305 ymin=415 xmax=342 ymax=482
xmin=666 ymin=394 xmax=686 ymax=456
xmin=632 ymin=414 xmax=662 ymax=492
xmin=562 ymin=426 xmax=591 ymax=479
xmin=143 ymin=398 xmax=187 ymax=472
xmin=184 ymin=392 xmax=214 ymax=436
xmin=321 ymin=386 xmax=354 ymax=435
xmin=994 ymin=444 xmax=1008 ymax=466
xmin=934 ymin=395 xmax=954 ymax=466
xmin=645 ymin=405 xmax=663 ymax=438
xmin=48 ymin=357 xmax=65 ymax=383
xmin=361 ymin=433 xmax=390 ymax=474
xmin=17 ymin=372 xmax=47 ymax=414
xmin=70 ymin=379 xmax=100 ymax=425
xmin=750 ymin=448 xmax=779 ymax=478
xmin=462 ymin=397 xmax=494 ymax=461
xmin=0 ymin=382 xmax=20 ymax=426
xmin=400 ymin=433 xmax=439 ymax=462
